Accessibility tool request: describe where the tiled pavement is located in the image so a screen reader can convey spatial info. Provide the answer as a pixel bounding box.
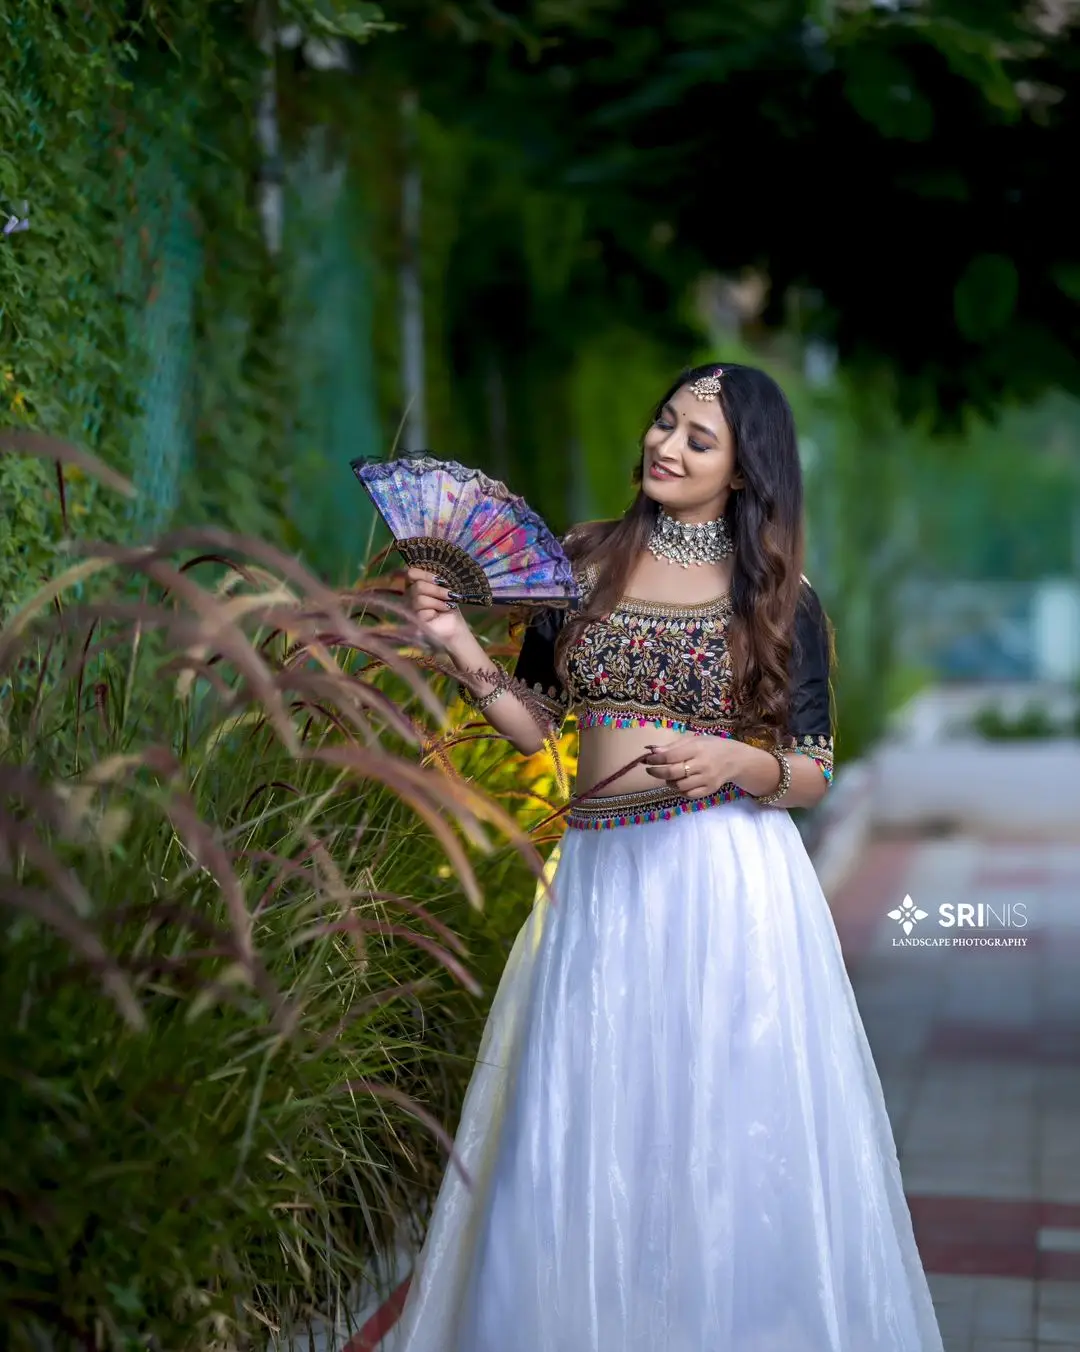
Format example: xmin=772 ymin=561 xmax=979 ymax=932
xmin=347 ymin=827 xmax=1080 ymax=1352
xmin=832 ymin=832 xmax=1080 ymax=1351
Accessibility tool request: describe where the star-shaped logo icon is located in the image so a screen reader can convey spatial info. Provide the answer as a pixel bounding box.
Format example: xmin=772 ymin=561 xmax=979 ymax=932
xmin=887 ymin=893 xmax=929 ymax=935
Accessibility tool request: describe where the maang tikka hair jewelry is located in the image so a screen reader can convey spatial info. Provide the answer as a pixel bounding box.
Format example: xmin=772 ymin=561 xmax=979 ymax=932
xmin=688 ymin=367 xmax=724 ymax=400
xmin=647 ymin=507 xmax=733 ymax=568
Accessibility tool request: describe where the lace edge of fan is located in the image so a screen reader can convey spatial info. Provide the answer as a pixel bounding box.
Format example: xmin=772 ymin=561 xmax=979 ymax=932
xmin=355 ymin=457 xmax=571 ymax=580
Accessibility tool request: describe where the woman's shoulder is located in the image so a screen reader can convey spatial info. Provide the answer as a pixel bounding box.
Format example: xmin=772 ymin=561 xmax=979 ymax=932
xmin=797 ymin=574 xmax=827 ymax=616
xmin=794 ymin=575 xmax=835 ymax=663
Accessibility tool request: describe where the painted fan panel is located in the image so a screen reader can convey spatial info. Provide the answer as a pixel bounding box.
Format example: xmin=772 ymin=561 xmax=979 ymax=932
xmin=351 ymin=454 xmax=579 ymax=608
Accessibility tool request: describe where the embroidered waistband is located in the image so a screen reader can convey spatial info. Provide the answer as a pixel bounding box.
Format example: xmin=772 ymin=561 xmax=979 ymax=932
xmin=566 ymin=782 xmax=746 ymax=830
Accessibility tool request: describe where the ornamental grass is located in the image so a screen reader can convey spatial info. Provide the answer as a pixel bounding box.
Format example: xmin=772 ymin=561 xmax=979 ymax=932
xmin=0 ymin=437 xmax=575 ymax=1351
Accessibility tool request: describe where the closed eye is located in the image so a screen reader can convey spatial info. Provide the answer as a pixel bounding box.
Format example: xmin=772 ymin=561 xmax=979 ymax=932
xmin=654 ymin=414 xmax=712 ymax=454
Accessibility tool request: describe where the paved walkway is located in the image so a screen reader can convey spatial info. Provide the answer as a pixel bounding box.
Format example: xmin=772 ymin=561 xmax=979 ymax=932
xmin=832 ymin=830 xmax=1080 ymax=1351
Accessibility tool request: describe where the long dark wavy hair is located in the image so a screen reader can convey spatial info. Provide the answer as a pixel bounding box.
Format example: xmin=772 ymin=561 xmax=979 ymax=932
xmin=553 ymin=362 xmax=807 ymax=744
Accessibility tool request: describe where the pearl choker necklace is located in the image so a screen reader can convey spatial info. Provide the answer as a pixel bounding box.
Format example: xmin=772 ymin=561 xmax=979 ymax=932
xmin=646 ymin=508 xmax=733 ymax=569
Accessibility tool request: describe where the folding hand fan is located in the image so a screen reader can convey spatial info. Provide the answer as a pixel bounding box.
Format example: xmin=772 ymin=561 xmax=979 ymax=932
xmin=351 ymin=454 xmax=580 ymax=608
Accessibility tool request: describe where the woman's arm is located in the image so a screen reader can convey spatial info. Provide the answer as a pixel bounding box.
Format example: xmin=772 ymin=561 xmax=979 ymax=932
xmin=404 ymin=567 xmax=556 ymax=757
xmin=443 ymin=624 xmax=556 ymax=757
xmin=728 ymin=740 xmax=830 ymax=809
xmin=643 ymin=732 xmax=829 ymax=808
xmin=763 ymin=578 xmax=835 ymax=803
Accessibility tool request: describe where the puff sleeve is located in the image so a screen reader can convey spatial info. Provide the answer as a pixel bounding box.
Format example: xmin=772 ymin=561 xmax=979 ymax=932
xmin=786 ymin=580 xmax=834 ymax=784
xmin=512 ymin=606 xmax=573 ymax=729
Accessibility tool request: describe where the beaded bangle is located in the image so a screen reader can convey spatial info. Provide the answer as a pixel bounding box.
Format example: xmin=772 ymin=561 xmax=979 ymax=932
xmin=458 ymin=663 xmax=508 ymax=712
xmin=752 ymin=745 xmax=792 ymax=806
xmin=461 ymin=684 xmax=507 ymax=713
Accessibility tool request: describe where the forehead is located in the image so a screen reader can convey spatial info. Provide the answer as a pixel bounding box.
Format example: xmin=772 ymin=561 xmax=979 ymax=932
xmin=665 ymin=384 xmax=727 ymax=438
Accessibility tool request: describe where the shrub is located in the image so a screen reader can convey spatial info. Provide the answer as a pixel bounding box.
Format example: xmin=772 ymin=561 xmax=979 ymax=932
xmin=0 ymin=442 xmax=552 ymax=1350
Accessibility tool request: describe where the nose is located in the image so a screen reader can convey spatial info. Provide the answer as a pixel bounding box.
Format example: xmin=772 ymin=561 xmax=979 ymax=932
xmin=654 ymin=428 xmax=682 ymax=464
xmin=654 ymin=421 xmax=679 ymax=452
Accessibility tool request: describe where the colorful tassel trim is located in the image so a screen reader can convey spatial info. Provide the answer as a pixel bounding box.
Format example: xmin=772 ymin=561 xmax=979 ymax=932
xmin=791 ymin=748 xmax=833 ymax=784
xmin=567 ymin=784 xmax=745 ymax=831
xmin=575 ymin=712 xmax=733 ymax=737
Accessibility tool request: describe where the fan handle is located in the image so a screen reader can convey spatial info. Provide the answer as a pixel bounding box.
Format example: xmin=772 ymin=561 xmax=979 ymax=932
xmin=397 ymin=537 xmax=494 ymax=607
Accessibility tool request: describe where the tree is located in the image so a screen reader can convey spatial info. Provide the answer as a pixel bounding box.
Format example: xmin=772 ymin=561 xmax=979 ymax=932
xmin=374 ymin=0 xmax=1080 ymax=425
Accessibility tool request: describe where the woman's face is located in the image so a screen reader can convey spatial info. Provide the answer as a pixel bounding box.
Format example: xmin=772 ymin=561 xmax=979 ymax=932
xmin=641 ymin=383 xmax=743 ymax=521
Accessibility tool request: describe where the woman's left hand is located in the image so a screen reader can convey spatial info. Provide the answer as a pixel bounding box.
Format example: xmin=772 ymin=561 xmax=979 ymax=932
xmin=642 ymin=736 xmax=752 ymax=799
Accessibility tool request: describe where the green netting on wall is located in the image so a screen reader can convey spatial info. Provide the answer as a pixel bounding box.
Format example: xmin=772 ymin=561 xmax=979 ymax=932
xmin=284 ymin=129 xmax=380 ymax=585
xmin=121 ymin=128 xmax=202 ymax=540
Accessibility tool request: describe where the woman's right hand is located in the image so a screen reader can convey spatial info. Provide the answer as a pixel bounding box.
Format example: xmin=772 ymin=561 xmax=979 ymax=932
xmin=403 ymin=567 xmax=474 ymax=648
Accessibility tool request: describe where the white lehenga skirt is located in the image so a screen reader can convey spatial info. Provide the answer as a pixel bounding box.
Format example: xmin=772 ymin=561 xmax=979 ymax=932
xmin=391 ymin=795 xmax=944 ymax=1352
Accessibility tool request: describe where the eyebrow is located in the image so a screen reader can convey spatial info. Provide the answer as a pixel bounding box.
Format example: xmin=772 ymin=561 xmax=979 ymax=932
xmin=663 ymin=402 xmax=717 ymax=440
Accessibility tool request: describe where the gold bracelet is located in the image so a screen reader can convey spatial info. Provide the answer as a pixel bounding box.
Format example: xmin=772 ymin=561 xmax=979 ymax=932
xmin=465 ymin=685 xmax=507 ymax=712
xmin=751 ymin=745 xmax=792 ymax=806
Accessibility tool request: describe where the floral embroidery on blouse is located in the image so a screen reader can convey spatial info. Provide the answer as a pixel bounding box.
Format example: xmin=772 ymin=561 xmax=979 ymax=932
xmin=564 ymin=591 xmax=738 ymax=733
xmin=512 ymin=561 xmax=834 ymax=785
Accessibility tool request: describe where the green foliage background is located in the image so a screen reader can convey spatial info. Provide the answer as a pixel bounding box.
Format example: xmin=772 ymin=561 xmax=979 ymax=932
xmin=1 ymin=3 xmax=139 ymax=599
xmin=0 ymin=2 xmax=392 ymax=616
xmin=4 ymin=0 xmax=1080 ymax=754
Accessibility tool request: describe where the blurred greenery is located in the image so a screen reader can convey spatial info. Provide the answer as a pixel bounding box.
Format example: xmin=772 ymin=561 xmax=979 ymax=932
xmin=970 ymin=698 xmax=1080 ymax=740
xmin=5 ymin=0 xmax=1080 ymax=767
xmin=378 ymin=0 xmax=1080 ymax=421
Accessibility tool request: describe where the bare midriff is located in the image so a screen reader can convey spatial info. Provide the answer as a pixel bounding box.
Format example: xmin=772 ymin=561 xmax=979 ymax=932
xmin=573 ymin=721 xmax=718 ymax=799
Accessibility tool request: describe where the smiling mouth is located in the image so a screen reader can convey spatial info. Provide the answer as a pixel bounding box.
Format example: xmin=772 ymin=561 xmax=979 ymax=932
xmin=649 ymin=462 xmax=681 ymax=479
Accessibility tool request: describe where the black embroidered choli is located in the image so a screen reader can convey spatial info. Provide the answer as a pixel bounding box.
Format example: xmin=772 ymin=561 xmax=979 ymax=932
xmin=513 ymin=564 xmax=834 ymax=783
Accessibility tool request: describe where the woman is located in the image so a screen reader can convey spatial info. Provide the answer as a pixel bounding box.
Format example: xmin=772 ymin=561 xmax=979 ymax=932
xmin=393 ymin=364 xmax=943 ymax=1352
